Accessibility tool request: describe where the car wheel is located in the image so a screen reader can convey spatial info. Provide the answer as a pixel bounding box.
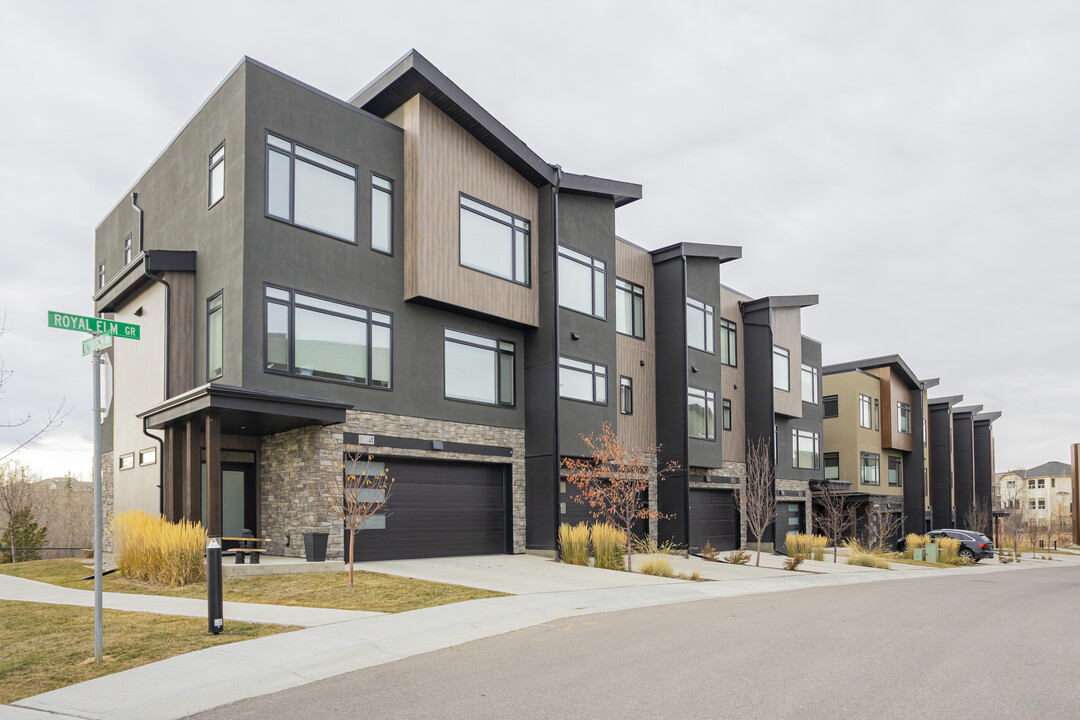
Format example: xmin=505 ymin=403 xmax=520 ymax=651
xmin=959 ymin=548 xmax=976 ymax=560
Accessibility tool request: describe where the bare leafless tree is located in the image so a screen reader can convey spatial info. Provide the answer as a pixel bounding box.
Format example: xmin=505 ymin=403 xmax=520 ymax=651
xmin=0 ymin=312 xmax=69 ymax=462
xmin=0 ymin=461 xmax=41 ymax=563
xmin=319 ymin=449 xmax=393 ymax=588
xmin=1024 ymin=520 xmax=1042 ymax=558
xmin=734 ymin=437 xmax=776 ymax=567
xmin=813 ymin=481 xmax=857 ymax=563
xmin=963 ymin=498 xmax=993 ymax=538
xmin=1051 ymin=497 xmax=1072 ymax=547
xmin=866 ymin=502 xmax=903 ymax=553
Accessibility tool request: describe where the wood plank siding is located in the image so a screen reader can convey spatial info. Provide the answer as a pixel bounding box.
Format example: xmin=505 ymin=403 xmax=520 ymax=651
xmin=720 ymin=286 xmax=747 ymax=463
xmin=771 ymin=307 xmax=803 ymax=418
xmin=616 ymin=239 xmax=656 ymax=449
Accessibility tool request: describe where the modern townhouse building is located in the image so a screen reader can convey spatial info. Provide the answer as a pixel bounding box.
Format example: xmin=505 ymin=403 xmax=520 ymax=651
xmin=994 ymin=461 xmax=1073 ymax=528
xmin=926 ymin=396 xmax=1000 ymax=535
xmin=93 ymin=50 xmax=824 ymax=562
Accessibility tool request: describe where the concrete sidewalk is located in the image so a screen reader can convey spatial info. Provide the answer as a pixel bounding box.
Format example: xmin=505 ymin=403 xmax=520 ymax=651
xmin=0 ymin=573 xmax=379 ymax=628
xmin=6 ymin=559 xmax=1037 ymax=720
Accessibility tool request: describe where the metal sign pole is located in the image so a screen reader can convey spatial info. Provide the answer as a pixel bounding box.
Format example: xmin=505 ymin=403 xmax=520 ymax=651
xmin=92 ymin=343 xmax=103 ymax=663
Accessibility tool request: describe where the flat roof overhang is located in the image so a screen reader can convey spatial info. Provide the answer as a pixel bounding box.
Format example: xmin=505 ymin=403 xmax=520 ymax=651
xmin=93 ymin=250 xmax=196 ymax=315
xmin=138 ymin=384 xmax=350 ymax=436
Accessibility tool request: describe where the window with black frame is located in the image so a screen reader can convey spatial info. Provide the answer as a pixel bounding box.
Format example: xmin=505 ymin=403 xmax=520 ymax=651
xmin=824 ymin=452 xmax=839 ymax=480
xmin=722 ymin=398 xmax=732 ymax=431
xmin=371 ymin=174 xmax=392 ymax=254
xmin=208 ymin=141 xmax=225 ymax=208
xmin=558 ymin=357 xmax=607 ymax=404
xmin=719 ymin=318 xmax=737 ymax=366
xmin=773 ymin=346 xmax=790 ymax=391
xmin=823 ymin=394 xmax=839 ymax=418
xmin=792 ymin=428 xmax=820 ymax=469
xmin=688 ymin=386 xmax=716 ymax=440
xmin=559 ymin=245 xmax=606 ymax=318
xmin=686 ymin=297 xmax=714 ymax=353
xmin=620 ymin=376 xmax=633 ymax=414
xmin=264 ymin=285 xmax=391 ymax=388
xmin=860 ymin=452 xmax=880 ymax=485
xmin=898 ymin=402 xmax=912 ymax=434
xmin=460 ymin=195 xmax=530 ymax=284
xmin=444 ymin=329 xmax=514 ymax=406
xmin=801 ymin=364 xmax=818 ymax=404
xmin=888 ymin=456 xmax=902 ymax=487
xmin=123 ymin=235 xmax=132 ymax=265
xmin=207 ymin=292 xmax=223 ymax=380
xmin=615 ymin=278 xmax=644 ymax=338
xmin=266 ymin=132 xmax=357 ymax=243
xmin=859 ymin=394 xmax=873 ymax=428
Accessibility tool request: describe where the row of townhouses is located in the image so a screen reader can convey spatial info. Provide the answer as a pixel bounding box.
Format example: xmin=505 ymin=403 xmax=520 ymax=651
xmin=92 ymin=51 xmax=1001 ymax=560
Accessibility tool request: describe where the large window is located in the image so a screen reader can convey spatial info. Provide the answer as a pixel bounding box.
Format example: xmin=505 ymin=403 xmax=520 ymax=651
xmin=208 ymin=141 xmax=225 ymax=208
xmin=824 ymin=452 xmax=839 ymax=480
xmin=860 ymin=452 xmax=880 ymax=486
xmin=266 ymin=132 xmax=357 ymax=243
xmin=859 ymin=394 xmax=873 ymax=428
xmin=888 ymin=456 xmax=902 ymax=487
xmin=620 ymin=376 xmax=633 ymax=415
xmin=688 ymin=387 xmax=716 ymax=440
xmin=823 ymin=394 xmax=839 ymax=418
xmin=264 ymin=285 xmax=391 ymax=388
xmin=460 ymin=195 xmax=530 ymax=285
xmin=792 ymin=429 xmax=820 ymax=469
xmin=207 ymin=292 xmax=223 ymax=380
xmin=801 ymin=364 xmax=818 ymax=404
xmin=559 ymin=357 xmax=607 ymax=404
xmin=615 ymin=278 xmax=644 ymax=338
xmin=371 ymin=174 xmax=392 ymax=254
xmin=773 ymin=346 xmax=790 ymax=391
xmin=719 ymin=318 xmax=737 ymax=366
xmin=722 ymin=398 xmax=732 ymax=431
xmin=559 ymin=245 xmax=605 ymax=318
xmin=444 ymin=329 xmax=514 ymax=406
xmin=898 ymin=402 xmax=912 ymax=435
xmin=686 ymin=298 xmax=714 ymax=353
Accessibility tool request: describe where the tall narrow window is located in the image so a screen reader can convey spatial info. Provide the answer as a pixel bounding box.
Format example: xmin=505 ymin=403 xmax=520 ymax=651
xmin=558 ymin=245 xmax=606 ymax=318
xmin=888 ymin=456 xmax=902 ymax=487
xmin=719 ymin=318 xmax=737 ymax=366
xmin=615 ymin=279 xmax=644 ymax=338
xmin=460 ymin=194 xmax=530 ymax=284
xmin=208 ymin=141 xmax=225 ymax=208
xmin=558 ymin=357 xmax=607 ymax=404
xmin=371 ymin=174 xmax=392 ymax=254
xmin=801 ymin=364 xmax=818 ymax=404
xmin=266 ymin=132 xmax=357 ymax=243
xmin=619 ymin=376 xmax=633 ymax=415
xmin=722 ymin=398 xmax=732 ymax=431
xmin=898 ymin=402 xmax=912 ymax=434
xmin=444 ymin=329 xmax=514 ymax=406
xmin=688 ymin=387 xmax=716 ymax=440
xmin=874 ymin=398 xmax=880 ymax=430
xmin=773 ymin=346 xmax=790 ymax=391
xmin=98 ymin=261 xmax=105 ymax=290
xmin=123 ymin=235 xmax=132 ymax=265
xmin=792 ymin=428 xmax=820 ymax=470
xmin=207 ymin=292 xmax=223 ymax=380
xmin=824 ymin=452 xmax=839 ymax=480
xmin=860 ymin=452 xmax=880 ymax=485
xmin=823 ymin=395 xmax=839 ymax=418
xmin=686 ymin=298 xmax=714 ymax=353
xmin=859 ymin=394 xmax=872 ymax=428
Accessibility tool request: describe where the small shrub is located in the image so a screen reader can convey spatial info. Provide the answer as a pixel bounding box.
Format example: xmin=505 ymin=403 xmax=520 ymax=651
xmin=558 ymin=522 xmax=590 ymax=566
xmin=783 ymin=554 xmax=805 ymax=571
xmin=725 ymin=548 xmax=751 ymax=565
xmin=677 ymin=570 xmax=703 ymax=581
xmin=640 ymin=556 xmax=674 ymax=577
xmin=842 ymin=538 xmax=877 ymax=556
xmin=632 ymin=534 xmax=685 ymax=556
xmin=848 ymin=553 xmax=891 ymax=569
xmin=110 ymin=510 xmax=207 ymax=587
xmin=700 ymin=540 xmax=719 ymax=561
xmin=811 ymin=534 xmax=828 ymax=562
xmin=591 ymin=522 xmax=626 ymax=571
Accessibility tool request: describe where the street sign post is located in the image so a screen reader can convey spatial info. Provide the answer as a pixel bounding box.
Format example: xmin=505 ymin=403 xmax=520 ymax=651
xmin=47 ymin=310 xmax=140 ymax=664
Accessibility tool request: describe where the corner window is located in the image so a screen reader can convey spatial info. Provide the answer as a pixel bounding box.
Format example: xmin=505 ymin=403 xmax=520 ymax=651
xmin=119 ymin=453 xmax=134 ymax=471
xmin=558 ymin=245 xmax=605 ymax=318
xmin=824 ymin=452 xmax=839 ymax=480
xmin=888 ymin=456 xmax=902 ymax=487
xmin=719 ymin=318 xmax=737 ymax=366
xmin=266 ymin=132 xmax=357 ymax=243
xmin=460 ymin=195 xmax=530 ymax=284
xmin=208 ymin=141 xmax=225 ymax=208
xmin=688 ymin=387 xmax=716 ymax=440
xmin=371 ymin=174 xmax=392 ymax=254
xmin=801 ymin=364 xmax=818 ymax=404
xmin=619 ymin=376 xmax=633 ymax=415
xmin=686 ymin=298 xmax=714 ymax=353
xmin=898 ymin=402 xmax=912 ymax=434
xmin=444 ymin=329 xmax=514 ymax=406
xmin=264 ymin=285 xmax=391 ymax=388
xmin=139 ymin=448 xmax=157 ymax=466
xmin=792 ymin=428 xmax=820 ymax=469
xmin=860 ymin=452 xmax=880 ymax=486
xmin=207 ymin=292 xmax=223 ymax=380
xmin=615 ymin=279 xmax=644 ymax=339
xmin=98 ymin=261 xmax=106 ymax=290
xmin=722 ymin=398 xmax=732 ymax=431
xmin=773 ymin=346 xmax=790 ymax=391
xmin=823 ymin=395 xmax=839 ymax=418
xmin=559 ymin=357 xmax=607 ymax=404
xmin=859 ymin=394 xmax=873 ymax=428
xmin=123 ymin=235 xmax=132 ymax=265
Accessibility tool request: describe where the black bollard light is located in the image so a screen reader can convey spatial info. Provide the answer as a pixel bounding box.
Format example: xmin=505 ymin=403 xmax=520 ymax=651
xmin=207 ymin=536 xmax=223 ymax=635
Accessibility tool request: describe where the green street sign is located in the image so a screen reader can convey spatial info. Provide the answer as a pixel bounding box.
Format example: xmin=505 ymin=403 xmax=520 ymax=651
xmin=82 ymin=334 xmax=113 ymax=356
xmin=48 ymin=311 xmax=140 ymax=340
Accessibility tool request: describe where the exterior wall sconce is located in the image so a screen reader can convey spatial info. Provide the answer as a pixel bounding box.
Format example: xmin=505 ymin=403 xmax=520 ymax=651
xmin=570 ymin=332 xmax=580 ymax=341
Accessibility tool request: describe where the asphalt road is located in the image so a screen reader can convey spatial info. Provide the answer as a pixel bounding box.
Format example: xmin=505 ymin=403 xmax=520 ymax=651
xmin=192 ymin=565 xmax=1080 ymax=719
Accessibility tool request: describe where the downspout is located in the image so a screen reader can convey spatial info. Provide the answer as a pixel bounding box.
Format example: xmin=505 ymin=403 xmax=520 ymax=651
xmin=681 ymin=256 xmax=691 ymax=546
xmin=551 ymin=164 xmax=563 ymax=555
xmin=131 ymin=192 xmax=144 ymax=252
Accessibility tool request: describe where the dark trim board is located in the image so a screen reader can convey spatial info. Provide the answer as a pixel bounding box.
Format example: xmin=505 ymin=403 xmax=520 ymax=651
xmin=342 ymin=432 xmax=513 ymax=458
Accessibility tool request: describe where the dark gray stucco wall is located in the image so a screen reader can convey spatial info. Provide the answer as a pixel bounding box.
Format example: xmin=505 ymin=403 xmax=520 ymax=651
xmin=903 ymin=389 xmax=928 ymax=535
xmin=952 ymin=413 xmax=975 ymax=528
xmin=240 ymin=62 xmax=525 ymax=430
xmin=973 ymin=420 xmax=995 ymax=536
xmin=653 ymin=256 xmax=688 ymax=545
xmin=685 ymin=257 xmax=724 ymax=469
xmin=776 ymin=336 xmax=824 ymax=483
xmin=741 ymin=305 xmax=775 ymax=465
xmin=929 ymin=404 xmax=955 ymax=528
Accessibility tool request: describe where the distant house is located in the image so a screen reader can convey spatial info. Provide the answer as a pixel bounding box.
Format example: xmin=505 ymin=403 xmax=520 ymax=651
xmin=995 ymin=461 xmax=1073 ymax=527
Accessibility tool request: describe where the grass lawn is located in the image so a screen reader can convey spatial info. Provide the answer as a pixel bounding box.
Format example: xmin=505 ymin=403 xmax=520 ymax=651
xmin=0 ymin=559 xmax=505 ymax=613
xmin=0 ymin=600 xmax=296 ymax=704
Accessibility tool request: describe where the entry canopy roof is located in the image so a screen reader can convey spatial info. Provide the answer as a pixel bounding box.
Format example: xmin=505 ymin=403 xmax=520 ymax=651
xmin=139 ymin=384 xmax=350 ymax=436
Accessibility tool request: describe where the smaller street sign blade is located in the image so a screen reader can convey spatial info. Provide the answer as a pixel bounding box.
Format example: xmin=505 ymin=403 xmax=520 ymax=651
xmin=82 ymin=334 xmax=113 ymax=356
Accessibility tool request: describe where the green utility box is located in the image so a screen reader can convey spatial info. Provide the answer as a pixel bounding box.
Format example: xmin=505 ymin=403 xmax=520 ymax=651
xmin=913 ymin=549 xmax=925 ymax=561
xmin=925 ymin=542 xmax=939 ymax=562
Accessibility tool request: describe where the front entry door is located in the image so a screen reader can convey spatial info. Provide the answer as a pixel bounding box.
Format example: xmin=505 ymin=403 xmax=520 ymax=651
xmin=221 ymin=463 xmax=255 ymax=549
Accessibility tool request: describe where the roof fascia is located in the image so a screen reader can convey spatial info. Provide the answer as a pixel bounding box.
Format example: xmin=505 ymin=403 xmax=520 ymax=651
xmin=651 ymin=242 xmax=743 ymax=265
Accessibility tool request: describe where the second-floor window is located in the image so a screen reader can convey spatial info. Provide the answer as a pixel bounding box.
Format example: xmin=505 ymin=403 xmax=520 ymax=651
xmin=722 ymin=398 xmax=732 ymax=431
xmin=620 ymin=376 xmax=633 ymax=414
xmin=207 ymin=292 xmax=223 ymax=380
xmin=444 ymin=329 xmax=514 ymax=406
xmin=719 ymin=318 xmax=737 ymax=366
xmin=265 ymin=285 xmax=391 ymax=388
xmin=266 ymin=132 xmax=357 ymax=243
xmin=460 ymin=195 xmax=530 ymax=285
xmin=823 ymin=394 xmax=839 ymax=418
xmin=208 ymin=141 xmax=225 ymax=208
xmin=686 ymin=298 xmax=714 ymax=353
xmin=801 ymin=364 xmax=818 ymax=404
xmin=792 ymin=428 xmax=820 ymax=470
xmin=859 ymin=394 xmax=873 ymax=428
xmin=371 ymin=174 xmax=392 ymax=254
xmin=688 ymin=386 xmax=716 ymax=440
xmin=559 ymin=357 xmax=607 ymax=404
xmin=773 ymin=346 xmax=790 ymax=391
xmin=860 ymin=452 xmax=880 ymax=485
xmin=615 ymin=279 xmax=644 ymax=338
xmin=888 ymin=456 xmax=902 ymax=487
xmin=898 ymin=402 xmax=912 ymax=434
xmin=824 ymin=452 xmax=839 ymax=480
xmin=559 ymin=245 xmax=605 ymax=318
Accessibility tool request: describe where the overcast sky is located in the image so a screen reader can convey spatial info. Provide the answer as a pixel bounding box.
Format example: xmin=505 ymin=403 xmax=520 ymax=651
xmin=1 ymin=1 xmax=1077 ymax=479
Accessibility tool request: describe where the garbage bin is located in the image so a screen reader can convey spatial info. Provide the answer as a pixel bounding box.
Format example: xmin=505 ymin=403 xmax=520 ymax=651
xmin=303 ymin=530 xmax=329 ymax=562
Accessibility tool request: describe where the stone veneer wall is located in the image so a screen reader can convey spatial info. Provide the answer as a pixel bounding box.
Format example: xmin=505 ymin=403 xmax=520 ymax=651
xmin=689 ymin=461 xmax=748 ymax=547
xmin=101 ymin=451 xmax=114 ymax=552
xmin=260 ymin=411 xmax=526 ymax=560
xmin=776 ymin=478 xmax=812 ymax=536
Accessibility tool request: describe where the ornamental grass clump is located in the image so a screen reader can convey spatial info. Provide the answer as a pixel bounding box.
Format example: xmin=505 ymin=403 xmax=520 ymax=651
xmin=558 ymin=523 xmax=590 ymax=566
xmin=591 ymin=522 xmax=626 ymax=571
xmin=903 ymin=534 xmax=929 ymax=559
xmin=786 ymin=533 xmax=811 ymax=558
xmin=937 ymin=536 xmax=961 ymax=562
xmin=110 ymin=510 xmax=207 ymax=587
xmin=848 ymin=553 xmax=891 ymax=569
xmin=811 ymin=534 xmax=828 ymax=562
xmin=639 ymin=556 xmax=674 ymax=577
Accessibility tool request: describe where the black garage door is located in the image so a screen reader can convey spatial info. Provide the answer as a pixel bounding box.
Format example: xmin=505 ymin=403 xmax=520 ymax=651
xmin=560 ymin=481 xmax=647 ymax=539
xmin=348 ymin=458 xmax=508 ymax=561
xmin=688 ymin=488 xmax=739 ymax=552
